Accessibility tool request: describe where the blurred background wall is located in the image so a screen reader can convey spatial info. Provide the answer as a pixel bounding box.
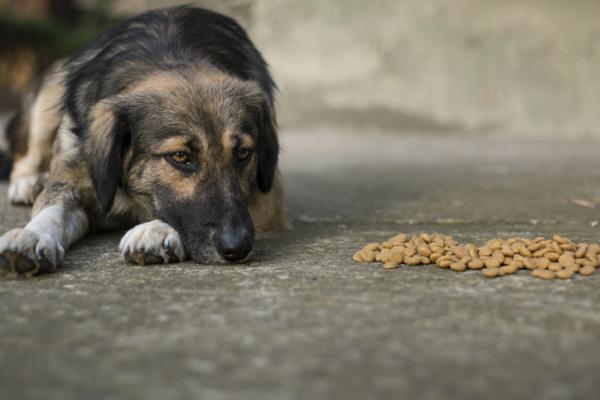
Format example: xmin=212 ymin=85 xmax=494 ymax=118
xmin=1 ymin=0 xmax=599 ymax=137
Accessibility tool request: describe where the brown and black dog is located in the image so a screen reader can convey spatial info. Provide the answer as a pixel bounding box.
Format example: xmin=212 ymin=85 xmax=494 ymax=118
xmin=0 ymin=6 xmax=286 ymax=277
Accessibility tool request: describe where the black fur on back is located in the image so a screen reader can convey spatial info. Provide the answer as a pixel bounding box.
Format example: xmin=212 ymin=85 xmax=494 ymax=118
xmin=62 ymin=6 xmax=276 ymax=132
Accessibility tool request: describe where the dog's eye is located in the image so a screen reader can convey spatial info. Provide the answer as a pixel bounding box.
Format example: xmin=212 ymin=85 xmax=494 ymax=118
xmin=167 ymin=151 xmax=194 ymax=170
xmin=237 ymin=148 xmax=253 ymax=163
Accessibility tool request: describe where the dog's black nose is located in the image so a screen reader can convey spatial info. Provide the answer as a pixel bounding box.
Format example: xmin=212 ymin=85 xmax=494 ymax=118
xmin=216 ymin=223 xmax=253 ymax=262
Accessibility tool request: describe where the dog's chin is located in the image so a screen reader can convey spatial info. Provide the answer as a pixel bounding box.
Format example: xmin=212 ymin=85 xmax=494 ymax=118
xmin=188 ymin=246 xmax=253 ymax=265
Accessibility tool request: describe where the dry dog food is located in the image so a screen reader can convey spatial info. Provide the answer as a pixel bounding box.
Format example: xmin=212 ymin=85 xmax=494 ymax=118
xmin=353 ymin=233 xmax=597 ymax=280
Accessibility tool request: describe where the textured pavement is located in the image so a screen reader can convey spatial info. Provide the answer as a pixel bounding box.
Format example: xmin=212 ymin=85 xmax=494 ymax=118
xmin=1 ymin=129 xmax=600 ymax=400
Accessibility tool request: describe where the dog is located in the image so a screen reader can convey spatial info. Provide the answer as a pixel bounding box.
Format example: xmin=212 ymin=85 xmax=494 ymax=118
xmin=0 ymin=6 xmax=287 ymax=277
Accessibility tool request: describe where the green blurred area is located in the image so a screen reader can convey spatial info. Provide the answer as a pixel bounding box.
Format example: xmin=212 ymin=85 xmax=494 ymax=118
xmin=0 ymin=10 xmax=118 ymax=59
xmin=0 ymin=0 xmax=123 ymax=109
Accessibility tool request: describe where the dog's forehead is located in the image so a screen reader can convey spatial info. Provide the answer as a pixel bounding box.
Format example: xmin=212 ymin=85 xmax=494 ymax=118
xmin=129 ymin=70 xmax=263 ymax=145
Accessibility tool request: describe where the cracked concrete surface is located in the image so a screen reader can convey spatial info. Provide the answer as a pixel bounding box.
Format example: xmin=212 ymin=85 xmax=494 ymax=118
xmin=1 ymin=128 xmax=600 ymax=400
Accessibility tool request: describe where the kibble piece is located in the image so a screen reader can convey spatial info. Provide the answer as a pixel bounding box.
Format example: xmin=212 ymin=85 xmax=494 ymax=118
xmin=353 ymin=251 xmax=365 ymax=263
xmin=533 ymin=249 xmax=546 ymax=258
xmin=518 ymin=247 xmax=533 ymax=257
xmin=405 ymin=256 xmax=422 ymax=266
xmin=556 ymin=269 xmax=574 ymax=279
xmin=487 ymin=240 xmax=502 ymax=251
xmin=375 ymin=249 xmax=391 ymax=263
xmin=383 ymin=261 xmax=399 ymax=269
xmin=522 ymin=258 xmax=536 ymax=270
xmin=432 ymin=238 xmax=445 ymax=248
xmin=414 ymin=238 xmax=427 ymax=248
xmin=483 ymin=268 xmax=500 ymax=278
xmin=581 ymin=260 xmax=596 ymax=270
xmin=510 ymin=242 xmax=522 ymax=253
xmin=545 ymin=252 xmax=560 ymax=262
xmin=511 ymin=260 xmax=524 ymax=269
xmin=566 ymin=263 xmax=580 ymax=272
xmin=419 ymin=233 xmax=432 ymax=243
xmin=418 ymin=256 xmax=431 ymax=264
xmin=436 ymin=256 xmax=453 ymax=268
xmin=390 ymin=247 xmax=404 ymax=263
xmin=580 ymin=265 xmax=595 ymax=276
xmin=484 ymin=257 xmax=502 ymax=269
xmin=360 ymin=249 xmax=376 ymax=263
xmin=548 ymin=263 xmax=562 ymax=272
xmin=499 ymin=264 xmax=518 ymax=275
xmin=536 ymin=257 xmax=550 ymax=269
xmin=527 ymin=242 xmax=543 ymax=252
xmin=391 ymin=234 xmax=407 ymax=244
xmin=450 ymin=246 xmax=465 ymax=258
xmin=479 ymin=247 xmax=493 ymax=257
xmin=404 ymin=246 xmax=416 ymax=257
xmin=501 ymin=245 xmax=514 ymax=257
xmin=450 ymin=262 xmax=467 ymax=272
xmin=560 ymin=243 xmax=576 ymax=251
xmin=464 ymin=243 xmax=477 ymax=257
xmin=588 ymin=244 xmax=600 ymax=254
xmin=430 ymin=245 xmax=444 ymax=254
xmin=558 ymin=253 xmax=575 ymax=269
xmin=551 ymin=241 xmax=562 ymax=253
xmin=467 ymin=259 xmax=484 ymax=270
xmin=429 ymin=253 xmax=443 ymax=262
xmin=417 ymin=246 xmax=432 ymax=257
xmin=553 ymin=235 xmax=569 ymax=244
xmin=365 ymin=243 xmax=380 ymax=251
xmin=585 ymin=255 xmax=598 ymax=267
xmin=444 ymin=236 xmax=458 ymax=246
xmin=536 ymin=270 xmax=556 ymax=280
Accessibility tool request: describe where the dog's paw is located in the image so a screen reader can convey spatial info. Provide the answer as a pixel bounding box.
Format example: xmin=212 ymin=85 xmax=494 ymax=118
xmin=8 ymin=174 xmax=45 ymax=205
xmin=119 ymin=220 xmax=187 ymax=265
xmin=0 ymin=229 xmax=64 ymax=277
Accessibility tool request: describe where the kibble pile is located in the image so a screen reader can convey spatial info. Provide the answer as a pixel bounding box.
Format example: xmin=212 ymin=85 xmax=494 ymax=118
xmin=353 ymin=233 xmax=597 ymax=279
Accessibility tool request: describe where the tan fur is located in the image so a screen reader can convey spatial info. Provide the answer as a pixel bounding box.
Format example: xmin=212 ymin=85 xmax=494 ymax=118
xmin=222 ymin=129 xmax=255 ymax=153
xmin=157 ymin=137 xmax=192 ymax=154
xmin=249 ymin=170 xmax=288 ymax=232
xmin=87 ymin=102 xmax=116 ymax=148
xmin=157 ymin=162 xmax=198 ymax=200
xmin=10 ymin=62 xmax=64 ymax=182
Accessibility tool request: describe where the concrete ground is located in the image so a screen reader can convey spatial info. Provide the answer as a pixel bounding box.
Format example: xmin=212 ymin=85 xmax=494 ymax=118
xmin=2 ymin=127 xmax=600 ymax=400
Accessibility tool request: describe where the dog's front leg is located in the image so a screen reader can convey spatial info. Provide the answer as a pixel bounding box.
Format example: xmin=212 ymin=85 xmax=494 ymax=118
xmin=0 ymin=194 xmax=88 ymax=277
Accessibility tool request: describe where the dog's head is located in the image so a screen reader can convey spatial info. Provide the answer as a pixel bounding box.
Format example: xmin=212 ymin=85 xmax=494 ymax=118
xmin=83 ymin=69 xmax=278 ymax=263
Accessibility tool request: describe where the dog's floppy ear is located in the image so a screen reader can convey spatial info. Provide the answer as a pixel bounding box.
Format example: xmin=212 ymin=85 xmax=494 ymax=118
xmin=83 ymin=100 xmax=129 ymax=212
xmin=256 ymin=102 xmax=279 ymax=193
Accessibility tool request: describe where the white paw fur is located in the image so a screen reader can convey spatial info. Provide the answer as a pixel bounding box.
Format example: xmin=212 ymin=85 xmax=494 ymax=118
xmin=119 ymin=220 xmax=187 ymax=265
xmin=0 ymin=228 xmax=64 ymax=276
xmin=8 ymin=174 xmax=42 ymax=205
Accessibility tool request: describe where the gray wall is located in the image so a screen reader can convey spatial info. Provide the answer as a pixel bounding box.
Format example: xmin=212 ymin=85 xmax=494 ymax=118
xmin=110 ymin=1 xmax=600 ymax=137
